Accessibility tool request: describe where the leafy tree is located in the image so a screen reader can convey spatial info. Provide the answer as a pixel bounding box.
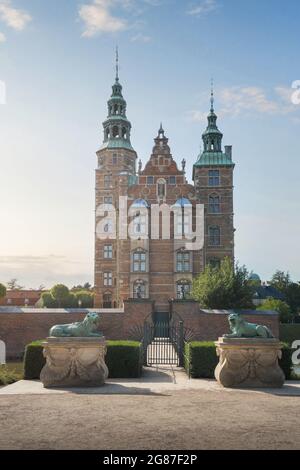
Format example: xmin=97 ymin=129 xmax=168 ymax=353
xmin=257 ymin=298 xmax=293 ymax=323
xmin=0 ymin=283 xmax=6 ymax=299
xmin=41 ymin=292 xmax=58 ymax=308
xmin=270 ymin=271 xmax=291 ymax=293
xmin=74 ymin=290 xmax=94 ymax=308
xmin=50 ymin=284 xmax=70 ymax=308
xmin=191 ymin=257 xmax=253 ymax=309
xmin=7 ymin=278 xmax=24 ymax=290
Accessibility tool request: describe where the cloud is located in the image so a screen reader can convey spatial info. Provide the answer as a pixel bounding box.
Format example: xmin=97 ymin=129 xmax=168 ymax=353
xmin=187 ymin=0 xmax=218 ymax=16
xmin=131 ymin=32 xmax=151 ymax=42
xmin=79 ymin=0 xmax=128 ymax=37
xmin=188 ymin=85 xmax=300 ymax=122
xmin=0 ymin=0 xmax=31 ymax=31
xmin=0 ymin=31 xmax=6 ymax=42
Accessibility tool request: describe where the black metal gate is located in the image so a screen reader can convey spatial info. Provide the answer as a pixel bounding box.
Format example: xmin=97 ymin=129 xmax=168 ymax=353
xmin=142 ymin=320 xmax=184 ymax=366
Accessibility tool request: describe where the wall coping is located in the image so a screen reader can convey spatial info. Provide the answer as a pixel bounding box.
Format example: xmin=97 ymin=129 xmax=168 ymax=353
xmin=200 ymin=309 xmax=279 ymax=316
xmin=0 ymin=307 xmax=124 ymax=315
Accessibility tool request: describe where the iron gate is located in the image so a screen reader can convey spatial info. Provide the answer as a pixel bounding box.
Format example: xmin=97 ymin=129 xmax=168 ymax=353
xmin=142 ymin=320 xmax=184 ymax=366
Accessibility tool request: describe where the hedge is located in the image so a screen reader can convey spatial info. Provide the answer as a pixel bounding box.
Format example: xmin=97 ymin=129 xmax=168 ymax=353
xmin=184 ymin=341 xmax=294 ymax=380
xmin=280 ymin=324 xmax=300 ymax=346
xmin=184 ymin=341 xmax=218 ymax=378
xmin=24 ymin=340 xmax=143 ymax=380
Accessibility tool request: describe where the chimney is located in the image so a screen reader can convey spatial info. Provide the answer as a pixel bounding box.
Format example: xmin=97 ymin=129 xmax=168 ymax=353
xmin=225 ymin=145 xmax=232 ymax=159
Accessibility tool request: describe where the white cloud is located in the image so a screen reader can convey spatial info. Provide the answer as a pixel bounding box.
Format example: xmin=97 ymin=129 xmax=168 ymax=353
xmin=0 ymin=0 xmax=31 ymax=31
xmin=0 ymin=31 xmax=6 ymax=42
xmin=187 ymin=0 xmax=218 ymax=16
xmin=79 ymin=0 xmax=128 ymax=37
xmin=188 ymin=85 xmax=300 ymax=122
xmin=131 ymin=32 xmax=151 ymax=42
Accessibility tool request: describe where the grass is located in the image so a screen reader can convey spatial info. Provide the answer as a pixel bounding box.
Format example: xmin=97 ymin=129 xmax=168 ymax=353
xmin=0 ymin=361 xmax=24 ymax=386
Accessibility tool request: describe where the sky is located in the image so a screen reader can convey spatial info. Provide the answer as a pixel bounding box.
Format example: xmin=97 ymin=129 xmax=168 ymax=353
xmin=0 ymin=0 xmax=299 ymax=288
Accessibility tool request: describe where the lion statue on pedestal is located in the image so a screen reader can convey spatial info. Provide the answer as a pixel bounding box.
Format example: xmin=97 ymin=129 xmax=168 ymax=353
xmin=223 ymin=313 xmax=274 ymax=339
xmin=49 ymin=312 xmax=102 ymax=338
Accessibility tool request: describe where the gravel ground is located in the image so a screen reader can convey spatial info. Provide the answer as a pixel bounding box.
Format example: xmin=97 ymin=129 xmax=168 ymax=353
xmin=0 ymin=389 xmax=299 ymax=450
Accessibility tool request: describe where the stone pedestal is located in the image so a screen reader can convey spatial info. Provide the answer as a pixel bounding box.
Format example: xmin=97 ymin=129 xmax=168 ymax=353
xmin=40 ymin=337 xmax=109 ymax=388
xmin=214 ymin=337 xmax=285 ymax=388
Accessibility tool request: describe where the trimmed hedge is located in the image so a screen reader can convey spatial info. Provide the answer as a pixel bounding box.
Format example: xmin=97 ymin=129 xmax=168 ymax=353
xmin=24 ymin=340 xmax=143 ymax=380
xmin=280 ymin=324 xmax=300 ymax=346
xmin=184 ymin=341 xmax=294 ymax=381
xmin=184 ymin=341 xmax=218 ymax=378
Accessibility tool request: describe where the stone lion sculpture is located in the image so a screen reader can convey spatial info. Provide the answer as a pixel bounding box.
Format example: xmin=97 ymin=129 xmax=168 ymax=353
xmin=223 ymin=313 xmax=274 ymax=339
xmin=49 ymin=312 xmax=102 ymax=338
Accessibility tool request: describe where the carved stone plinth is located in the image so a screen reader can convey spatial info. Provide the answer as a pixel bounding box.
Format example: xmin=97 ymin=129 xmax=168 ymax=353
xmin=40 ymin=337 xmax=109 ymax=388
xmin=214 ymin=337 xmax=285 ymax=388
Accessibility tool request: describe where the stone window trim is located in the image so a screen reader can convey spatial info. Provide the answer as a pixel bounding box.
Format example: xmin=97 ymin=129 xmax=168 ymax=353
xmin=208 ymin=257 xmax=221 ymax=269
xmin=175 ymin=249 xmax=192 ymax=273
xmin=103 ymin=271 xmax=113 ymax=287
xmin=157 ymin=178 xmax=167 ymax=200
xmin=104 ymin=244 xmax=113 ymax=259
xmin=147 ymin=176 xmax=154 ymax=185
xmin=208 ymin=194 xmax=221 ymax=214
xmin=132 ymin=279 xmax=148 ymax=299
xmin=208 ymin=169 xmax=220 ymax=187
xmin=131 ymin=248 xmax=148 ymax=273
xmin=176 ymin=279 xmax=192 ymax=300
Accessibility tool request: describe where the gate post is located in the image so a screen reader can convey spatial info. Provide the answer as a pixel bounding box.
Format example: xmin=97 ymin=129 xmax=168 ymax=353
xmin=143 ymin=322 xmax=148 ymax=366
xmin=178 ymin=321 xmax=184 ymax=367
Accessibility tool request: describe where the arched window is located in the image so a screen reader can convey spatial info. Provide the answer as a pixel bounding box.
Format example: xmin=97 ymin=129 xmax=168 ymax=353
xmin=103 ymin=292 xmax=112 ymax=308
xmin=133 ymin=280 xmax=146 ymax=299
xmin=176 ymin=250 xmax=191 ymax=272
xmin=132 ymin=249 xmax=147 ymax=272
xmin=122 ymin=127 xmax=127 ymax=138
xmin=208 ymin=226 xmax=221 ymax=246
xmin=131 ymin=199 xmax=149 ymax=236
xmin=174 ymin=197 xmax=192 ymax=237
xmin=176 ymin=280 xmax=191 ymax=300
xmin=157 ymin=178 xmax=166 ymax=199
xmin=208 ymin=195 xmax=220 ymax=213
xmin=112 ymin=126 xmax=119 ymax=138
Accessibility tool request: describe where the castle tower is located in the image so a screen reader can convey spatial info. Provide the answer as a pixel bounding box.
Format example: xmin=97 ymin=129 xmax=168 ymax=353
xmin=193 ymin=87 xmax=235 ymax=269
xmin=94 ymin=51 xmax=137 ymax=308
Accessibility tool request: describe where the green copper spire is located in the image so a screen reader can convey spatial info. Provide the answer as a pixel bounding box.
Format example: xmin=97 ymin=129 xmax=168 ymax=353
xmin=193 ymin=84 xmax=234 ymax=171
xmin=100 ymin=49 xmax=134 ymax=151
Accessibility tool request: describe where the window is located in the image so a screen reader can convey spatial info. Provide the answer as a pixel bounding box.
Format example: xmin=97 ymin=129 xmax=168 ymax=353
xmin=104 ymin=219 xmax=113 ymax=233
xmin=157 ymin=178 xmax=166 ymax=198
xmin=208 ymin=170 xmax=220 ymax=187
xmin=104 ymin=196 xmax=113 ymax=205
xmin=169 ymin=176 xmax=176 ymax=185
xmin=133 ymin=211 xmax=147 ymax=235
xmin=147 ymin=176 xmax=154 ymax=185
xmin=208 ymin=195 xmax=220 ymax=213
xmin=176 ymin=281 xmax=191 ymax=300
xmin=104 ymin=175 xmax=112 ymax=189
xmin=112 ymin=154 xmax=117 ymax=165
xmin=133 ymin=250 xmax=146 ymax=272
xmin=104 ymin=272 xmax=113 ymax=286
xmin=174 ymin=198 xmax=192 ymax=237
xmin=103 ymin=292 xmax=112 ymax=308
xmin=133 ymin=280 xmax=146 ymax=299
xmin=209 ymin=258 xmax=221 ymax=269
xmin=104 ymin=245 xmax=113 ymax=259
xmin=208 ymin=226 xmax=221 ymax=246
xmin=176 ymin=251 xmax=191 ymax=272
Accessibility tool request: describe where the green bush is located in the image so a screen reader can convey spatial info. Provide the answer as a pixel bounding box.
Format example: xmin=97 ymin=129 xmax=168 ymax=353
xmin=184 ymin=341 xmax=218 ymax=378
xmin=280 ymin=324 xmax=300 ymax=346
xmin=24 ymin=340 xmax=142 ymax=380
xmin=0 ymin=365 xmax=23 ymax=385
xmin=23 ymin=341 xmax=45 ymax=380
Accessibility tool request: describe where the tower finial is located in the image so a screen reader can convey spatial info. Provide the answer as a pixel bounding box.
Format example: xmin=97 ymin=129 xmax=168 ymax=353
xmin=116 ymin=45 xmax=119 ymax=81
xmin=210 ymin=77 xmax=214 ymax=112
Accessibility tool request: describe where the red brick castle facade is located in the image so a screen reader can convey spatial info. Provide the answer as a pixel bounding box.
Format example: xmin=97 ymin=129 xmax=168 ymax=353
xmin=94 ymin=64 xmax=235 ymax=310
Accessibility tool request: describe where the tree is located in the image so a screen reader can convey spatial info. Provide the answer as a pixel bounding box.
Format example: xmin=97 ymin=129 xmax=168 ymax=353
xmin=74 ymin=290 xmax=94 ymax=308
xmin=0 ymin=283 xmax=6 ymax=299
xmin=270 ymin=271 xmax=291 ymax=293
xmin=41 ymin=292 xmax=58 ymax=308
xmin=258 ymin=298 xmax=293 ymax=323
xmin=191 ymin=257 xmax=253 ymax=309
xmin=50 ymin=284 xmax=70 ymax=308
xmin=7 ymin=278 xmax=24 ymax=290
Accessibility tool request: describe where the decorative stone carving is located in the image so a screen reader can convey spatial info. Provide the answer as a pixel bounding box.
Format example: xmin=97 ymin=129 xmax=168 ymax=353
xmin=215 ymin=337 xmax=285 ymax=388
xmin=40 ymin=337 xmax=108 ymax=388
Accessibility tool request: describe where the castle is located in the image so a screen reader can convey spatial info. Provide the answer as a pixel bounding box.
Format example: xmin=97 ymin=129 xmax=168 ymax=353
xmin=94 ymin=60 xmax=235 ymax=313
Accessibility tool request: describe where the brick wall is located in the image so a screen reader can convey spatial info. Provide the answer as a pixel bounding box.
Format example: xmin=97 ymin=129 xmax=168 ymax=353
xmin=171 ymin=301 xmax=280 ymax=340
